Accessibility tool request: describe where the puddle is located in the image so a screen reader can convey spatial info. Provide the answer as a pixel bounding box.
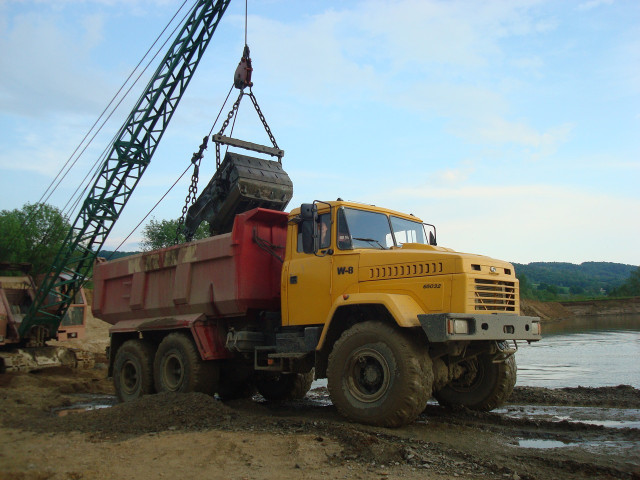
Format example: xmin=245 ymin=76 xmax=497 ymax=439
xmin=496 ymin=404 xmax=640 ymax=429
xmin=305 ymin=387 xmax=333 ymax=407
xmin=52 ymin=394 xmax=117 ymax=417
xmin=518 ymin=439 xmax=577 ymax=449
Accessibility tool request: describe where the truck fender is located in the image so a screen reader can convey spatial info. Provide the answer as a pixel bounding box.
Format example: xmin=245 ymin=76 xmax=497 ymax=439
xmin=108 ymin=314 xmax=232 ymax=365
xmin=316 ymin=293 xmax=424 ymax=350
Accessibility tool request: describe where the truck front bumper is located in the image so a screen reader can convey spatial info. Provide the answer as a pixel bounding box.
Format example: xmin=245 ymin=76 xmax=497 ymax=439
xmin=418 ymin=313 xmax=541 ymax=343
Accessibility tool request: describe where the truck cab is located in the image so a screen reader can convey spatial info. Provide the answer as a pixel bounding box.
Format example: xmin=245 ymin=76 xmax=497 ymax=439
xmin=279 ymin=200 xmax=540 ymax=425
xmin=284 ymin=200 xmax=535 ymax=342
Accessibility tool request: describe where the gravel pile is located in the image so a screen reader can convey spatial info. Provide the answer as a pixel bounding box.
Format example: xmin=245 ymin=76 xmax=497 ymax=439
xmin=5 ymin=392 xmax=238 ymax=438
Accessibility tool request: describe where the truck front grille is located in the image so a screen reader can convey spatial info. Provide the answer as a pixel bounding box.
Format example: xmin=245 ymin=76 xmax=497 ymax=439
xmin=474 ymin=279 xmax=516 ymax=311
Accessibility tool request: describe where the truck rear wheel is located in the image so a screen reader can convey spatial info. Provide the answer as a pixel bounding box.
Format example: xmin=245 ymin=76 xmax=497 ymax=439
xmin=434 ymin=354 xmax=516 ymax=411
xmin=255 ymin=370 xmax=314 ymax=401
xmin=113 ymin=339 xmax=155 ymax=402
xmin=327 ymin=322 xmax=431 ymax=427
xmin=154 ymin=333 xmax=218 ymax=395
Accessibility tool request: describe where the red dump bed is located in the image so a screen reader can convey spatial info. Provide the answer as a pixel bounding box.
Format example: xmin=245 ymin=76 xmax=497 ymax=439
xmin=92 ymin=208 xmax=288 ymax=326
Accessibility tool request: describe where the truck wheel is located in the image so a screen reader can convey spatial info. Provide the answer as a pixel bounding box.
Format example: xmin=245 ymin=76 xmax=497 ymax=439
xmin=113 ymin=339 xmax=155 ymax=402
xmin=255 ymin=370 xmax=314 ymax=401
xmin=327 ymin=322 xmax=431 ymax=427
xmin=434 ymin=354 xmax=516 ymax=411
xmin=153 ymin=333 xmax=218 ymax=395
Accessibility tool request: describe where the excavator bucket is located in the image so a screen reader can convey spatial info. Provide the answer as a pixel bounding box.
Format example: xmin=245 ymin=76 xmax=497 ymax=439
xmin=184 ymin=151 xmax=293 ymax=238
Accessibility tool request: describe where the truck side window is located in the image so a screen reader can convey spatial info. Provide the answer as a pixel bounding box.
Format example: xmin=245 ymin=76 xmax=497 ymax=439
xmin=319 ymin=214 xmax=331 ymax=249
xmin=337 ymin=208 xmax=353 ymax=250
xmin=297 ymin=213 xmax=331 ymax=253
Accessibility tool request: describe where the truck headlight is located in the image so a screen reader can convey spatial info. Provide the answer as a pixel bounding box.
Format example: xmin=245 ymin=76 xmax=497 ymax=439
xmin=532 ymin=321 xmax=541 ymax=335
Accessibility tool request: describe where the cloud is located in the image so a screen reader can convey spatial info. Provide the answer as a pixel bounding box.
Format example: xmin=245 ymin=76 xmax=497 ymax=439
xmin=247 ymin=1 xmax=568 ymax=160
xmin=0 ymin=11 xmax=109 ymax=117
xmin=375 ymin=183 xmax=640 ymax=264
xmin=471 ymin=118 xmax=574 ymax=152
xmin=578 ymin=0 xmax=615 ymax=11
xmin=431 ymin=162 xmax=476 ymax=184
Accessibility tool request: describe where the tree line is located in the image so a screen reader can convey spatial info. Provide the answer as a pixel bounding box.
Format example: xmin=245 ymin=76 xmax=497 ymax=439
xmin=0 ymin=203 xmax=209 ymax=276
xmin=515 ymin=261 xmax=640 ymax=301
xmin=2 ymin=202 xmax=639 ymax=300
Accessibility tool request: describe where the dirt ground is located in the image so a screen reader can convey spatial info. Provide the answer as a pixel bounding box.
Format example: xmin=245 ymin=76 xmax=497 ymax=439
xmin=1 ymin=314 xmax=639 ymax=480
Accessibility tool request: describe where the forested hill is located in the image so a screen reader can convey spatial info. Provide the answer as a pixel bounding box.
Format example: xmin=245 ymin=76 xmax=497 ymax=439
xmin=513 ymin=261 xmax=637 ymax=299
xmin=97 ymin=250 xmax=139 ymax=261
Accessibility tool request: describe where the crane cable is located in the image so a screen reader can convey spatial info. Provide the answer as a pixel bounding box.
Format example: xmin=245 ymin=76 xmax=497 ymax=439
xmin=112 ymin=83 xmax=234 ymax=254
xmin=28 ymin=0 xmax=192 ymax=224
xmin=63 ymin=3 xmax=195 ymax=220
xmin=14 ymin=1 xmax=194 ymax=264
xmin=63 ymin=1 xmax=194 ymax=219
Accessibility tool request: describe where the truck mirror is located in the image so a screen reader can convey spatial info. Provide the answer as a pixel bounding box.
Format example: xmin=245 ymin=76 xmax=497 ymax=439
xmin=301 ymin=220 xmax=318 ymax=254
xmin=299 ymin=204 xmax=319 ymax=254
xmin=429 ymin=231 xmax=437 ymax=246
xmin=300 ymin=203 xmax=317 ymax=222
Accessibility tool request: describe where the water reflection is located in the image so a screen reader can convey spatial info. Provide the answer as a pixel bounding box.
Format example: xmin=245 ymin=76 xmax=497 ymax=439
xmin=516 ymin=314 xmax=640 ymax=388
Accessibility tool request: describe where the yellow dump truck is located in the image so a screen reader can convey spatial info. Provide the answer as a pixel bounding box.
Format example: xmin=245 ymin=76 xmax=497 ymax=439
xmin=94 ymin=200 xmax=541 ymax=427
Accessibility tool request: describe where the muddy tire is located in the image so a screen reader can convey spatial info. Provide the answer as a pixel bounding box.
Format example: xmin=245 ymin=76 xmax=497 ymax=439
xmin=113 ymin=339 xmax=155 ymax=402
xmin=327 ymin=322 xmax=432 ymax=427
xmin=255 ymin=370 xmax=314 ymax=401
xmin=434 ymin=354 xmax=516 ymax=411
xmin=153 ymin=333 xmax=218 ymax=395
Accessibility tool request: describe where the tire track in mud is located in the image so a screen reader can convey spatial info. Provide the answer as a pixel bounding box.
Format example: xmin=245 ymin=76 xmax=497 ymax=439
xmin=2 ymin=368 xmax=639 ymax=480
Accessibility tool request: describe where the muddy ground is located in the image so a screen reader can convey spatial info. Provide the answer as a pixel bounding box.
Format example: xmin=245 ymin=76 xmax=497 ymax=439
xmin=2 ymin=311 xmax=639 ymax=480
xmin=0 ymin=362 xmax=638 ymax=480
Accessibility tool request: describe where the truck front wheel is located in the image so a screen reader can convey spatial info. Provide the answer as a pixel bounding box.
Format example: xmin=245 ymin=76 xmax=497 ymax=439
xmin=113 ymin=339 xmax=155 ymax=402
xmin=154 ymin=333 xmax=218 ymax=395
xmin=434 ymin=354 xmax=516 ymax=411
xmin=327 ymin=322 xmax=431 ymax=427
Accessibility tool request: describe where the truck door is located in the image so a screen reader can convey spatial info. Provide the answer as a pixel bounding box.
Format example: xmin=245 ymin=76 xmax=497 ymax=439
xmin=283 ymin=213 xmax=333 ymax=326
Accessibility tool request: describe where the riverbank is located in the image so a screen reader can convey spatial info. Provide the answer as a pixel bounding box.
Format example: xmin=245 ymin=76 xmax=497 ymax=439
xmin=521 ymin=297 xmax=640 ymax=321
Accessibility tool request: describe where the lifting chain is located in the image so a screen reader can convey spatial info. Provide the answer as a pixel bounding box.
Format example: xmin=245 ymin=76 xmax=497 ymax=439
xmin=215 ymin=91 xmax=244 ymax=168
xmin=214 ymin=88 xmax=280 ymax=167
xmin=175 ymin=136 xmax=208 ymax=244
xmin=248 ymin=90 xmax=280 ymax=152
xmin=175 ymin=44 xmax=281 ymax=244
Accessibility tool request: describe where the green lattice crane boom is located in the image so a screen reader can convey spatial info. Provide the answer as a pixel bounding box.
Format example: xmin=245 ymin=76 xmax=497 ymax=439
xmin=19 ymin=0 xmax=231 ymax=343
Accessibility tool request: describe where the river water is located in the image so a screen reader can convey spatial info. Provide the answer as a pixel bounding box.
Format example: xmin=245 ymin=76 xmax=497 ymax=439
xmin=515 ymin=314 xmax=640 ymax=388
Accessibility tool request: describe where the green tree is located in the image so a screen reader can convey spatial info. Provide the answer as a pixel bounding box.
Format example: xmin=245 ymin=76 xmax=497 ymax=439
xmin=517 ymin=273 xmax=535 ymax=299
xmin=569 ymin=285 xmax=585 ymax=296
xmin=0 ymin=203 xmax=70 ymax=274
xmin=609 ymin=266 xmax=640 ymax=297
xmin=140 ymin=218 xmax=211 ymax=251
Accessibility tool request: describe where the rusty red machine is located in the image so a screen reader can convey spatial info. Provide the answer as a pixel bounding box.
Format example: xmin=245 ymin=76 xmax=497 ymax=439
xmin=0 ymin=263 xmax=88 ymax=372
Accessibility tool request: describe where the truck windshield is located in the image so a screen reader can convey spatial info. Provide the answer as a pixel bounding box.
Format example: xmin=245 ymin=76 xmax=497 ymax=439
xmin=337 ymin=208 xmax=393 ymax=250
xmin=390 ymin=216 xmax=429 ymax=246
xmin=337 ymin=208 xmax=431 ymax=250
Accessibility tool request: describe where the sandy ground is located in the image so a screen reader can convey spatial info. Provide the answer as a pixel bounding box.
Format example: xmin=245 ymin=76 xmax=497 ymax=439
xmin=1 ymin=313 xmax=639 ymax=480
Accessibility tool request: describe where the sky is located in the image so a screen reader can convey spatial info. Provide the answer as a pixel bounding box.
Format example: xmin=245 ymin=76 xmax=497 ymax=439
xmin=0 ymin=0 xmax=638 ymax=265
